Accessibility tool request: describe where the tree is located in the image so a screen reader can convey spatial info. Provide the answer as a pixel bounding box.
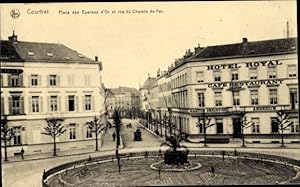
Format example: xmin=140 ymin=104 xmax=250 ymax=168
xmin=41 ymin=118 xmax=66 ymax=156
xmin=196 ymin=111 xmax=215 ymax=147
xmin=240 ymin=112 xmax=255 ymax=147
xmin=1 ymin=116 xmax=15 ymax=161
xmin=274 ymin=109 xmax=294 ymax=147
xmin=113 ymin=109 xmax=122 ymax=174
xmin=87 ymin=115 xmax=106 ymax=151
xmin=160 ymin=132 xmax=189 ymax=165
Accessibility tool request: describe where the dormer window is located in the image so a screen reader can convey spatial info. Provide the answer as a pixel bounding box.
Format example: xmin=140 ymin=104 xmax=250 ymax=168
xmin=291 ymin=46 xmax=296 ymax=50
xmin=78 ymin=54 xmax=84 ymax=58
xmin=64 ymin=57 xmax=70 ymax=60
xmin=27 ymin=52 xmax=34 ymax=56
xmin=46 ymin=53 xmax=53 ymax=57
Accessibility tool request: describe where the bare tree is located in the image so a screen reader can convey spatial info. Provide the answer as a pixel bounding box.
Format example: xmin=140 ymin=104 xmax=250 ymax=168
xmin=196 ymin=111 xmax=215 ymax=147
xmin=274 ymin=109 xmax=294 ymax=147
xmin=41 ymin=118 xmax=66 ymax=156
xmin=240 ymin=112 xmax=254 ymax=147
xmin=87 ymin=115 xmax=106 ymax=151
xmin=113 ymin=109 xmax=122 ymax=174
xmin=1 ymin=116 xmax=15 ymax=161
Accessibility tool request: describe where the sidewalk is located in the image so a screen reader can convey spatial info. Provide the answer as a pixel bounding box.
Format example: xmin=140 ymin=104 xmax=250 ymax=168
xmin=2 ymin=126 xmax=123 ymax=163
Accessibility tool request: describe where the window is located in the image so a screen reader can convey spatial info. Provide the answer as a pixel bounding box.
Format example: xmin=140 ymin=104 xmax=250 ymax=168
xmin=13 ymin=127 xmax=21 ymax=145
xmin=233 ymin=91 xmax=240 ymax=106
xmin=10 ymin=74 xmax=19 ymax=87
xmin=231 ymin=69 xmax=239 ymax=81
xmin=68 ymin=95 xmax=75 ymax=111
xmin=215 ymin=92 xmax=222 ymax=106
xmin=289 ymin=88 xmax=298 ymax=109
xmin=214 ymin=71 xmax=221 ymax=82
xmin=198 ymin=92 xmax=205 ymax=107
xmin=11 ymin=96 xmax=21 ymax=115
xmin=69 ymin=124 xmax=76 ymax=140
xmin=290 ymin=118 xmax=299 ymax=133
xmin=288 ymin=65 xmax=297 ymax=78
xmin=86 ymin=126 xmax=93 ymax=138
xmin=49 ymin=75 xmax=57 ymax=86
xmin=196 ymin=71 xmax=204 ymax=83
xmin=50 ymin=96 xmax=58 ymax=112
xmin=252 ymin=118 xmax=260 ymax=133
xmin=31 ymin=75 xmax=38 ymax=86
xmin=251 ymin=90 xmax=259 ymax=105
xmin=249 ymin=68 xmax=258 ymax=80
xmin=269 ymin=89 xmax=277 ymax=105
xmin=32 ymin=96 xmax=39 ymax=113
xmin=271 ymin=118 xmax=279 ymax=133
xmin=216 ymin=118 xmax=223 ymax=134
xmin=0 ymin=74 xmax=3 ymax=87
xmin=268 ymin=67 xmax=277 ymax=79
xmin=85 ymin=95 xmax=92 ymax=111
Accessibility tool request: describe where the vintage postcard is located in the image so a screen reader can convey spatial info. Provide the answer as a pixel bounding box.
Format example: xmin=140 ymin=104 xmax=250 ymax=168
xmin=0 ymin=1 xmax=299 ymax=187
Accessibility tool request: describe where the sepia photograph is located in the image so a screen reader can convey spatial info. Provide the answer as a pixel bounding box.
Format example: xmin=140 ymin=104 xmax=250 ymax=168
xmin=0 ymin=1 xmax=299 ymax=186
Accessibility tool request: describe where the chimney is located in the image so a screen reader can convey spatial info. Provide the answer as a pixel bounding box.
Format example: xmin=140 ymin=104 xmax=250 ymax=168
xmin=194 ymin=43 xmax=201 ymax=54
xmin=8 ymin=30 xmax=18 ymax=42
xmin=242 ymin=37 xmax=248 ymax=43
xmin=95 ymin=56 xmax=98 ymax=62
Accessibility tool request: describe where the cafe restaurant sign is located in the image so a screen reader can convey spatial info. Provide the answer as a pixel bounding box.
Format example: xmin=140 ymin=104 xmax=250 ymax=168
xmin=208 ymin=79 xmax=283 ymax=88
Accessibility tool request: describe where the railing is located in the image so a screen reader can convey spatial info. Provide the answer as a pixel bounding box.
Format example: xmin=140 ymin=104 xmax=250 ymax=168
xmin=42 ymin=150 xmax=300 ymax=187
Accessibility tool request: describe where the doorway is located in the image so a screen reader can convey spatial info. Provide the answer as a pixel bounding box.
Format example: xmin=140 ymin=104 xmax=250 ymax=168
xmin=233 ymin=118 xmax=242 ymax=138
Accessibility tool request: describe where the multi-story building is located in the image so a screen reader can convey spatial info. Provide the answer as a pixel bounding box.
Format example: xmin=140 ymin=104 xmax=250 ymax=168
xmin=107 ymin=86 xmax=140 ymax=118
xmin=1 ymin=32 xmax=105 ymax=156
xmin=144 ymin=37 xmax=299 ymax=144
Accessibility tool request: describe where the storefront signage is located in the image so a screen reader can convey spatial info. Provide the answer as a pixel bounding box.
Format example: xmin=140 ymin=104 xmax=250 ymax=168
xmin=208 ymin=79 xmax=283 ymax=88
xmin=190 ymin=107 xmax=228 ymax=113
xmin=253 ymin=106 xmax=277 ymax=111
xmin=207 ymin=60 xmax=282 ymax=70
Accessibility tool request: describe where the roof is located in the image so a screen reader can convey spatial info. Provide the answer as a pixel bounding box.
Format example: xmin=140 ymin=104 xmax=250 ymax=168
xmin=140 ymin=77 xmax=156 ymax=90
xmin=108 ymin=88 xmax=124 ymax=96
xmin=0 ymin=34 xmax=96 ymax=63
xmin=169 ymin=37 xmax=297 ymax=72
xmin=119 ymin=87 xmax=140 ymax=96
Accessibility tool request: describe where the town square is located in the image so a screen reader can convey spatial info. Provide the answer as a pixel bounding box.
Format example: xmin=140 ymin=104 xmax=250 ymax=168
xmin=0 ymin=1 xmax=299 ymax=187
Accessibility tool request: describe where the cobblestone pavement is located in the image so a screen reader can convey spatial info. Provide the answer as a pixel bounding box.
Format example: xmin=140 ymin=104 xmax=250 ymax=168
xmin=2 ymin=118 xmax=300 ymax=187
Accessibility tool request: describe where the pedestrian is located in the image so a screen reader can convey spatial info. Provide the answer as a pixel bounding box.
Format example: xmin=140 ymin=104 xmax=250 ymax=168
xmin=20 ymin=147 xmax=24 ymax=160
xmin=112 ymin=132 xmax=116 ymax=141
xmin=211 ymin=165 xmax=215 ymax=177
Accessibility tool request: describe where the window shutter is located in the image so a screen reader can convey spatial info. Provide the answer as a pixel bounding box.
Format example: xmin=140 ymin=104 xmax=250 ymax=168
xmin=20 ymin=97 xmax=24 ymax=114
xmin=48 ymin=96 xmax=50 ymax=112
xmin=28 ymin=75 xmax=31 ymax=87
xmin=39 ymin=96 xmax=43 ymax=113
xmin=82 ymin=95 xmax=85 ymax=111
xmin=18 ymin=74 xmax=23 ymax=86
xmin=8 ymin=97 xmax=12 ymax=115
xmin=28 ymin=96 xmax=32 ymax=114
xmin=57 ymin=75 xmax=60 ymax=87
xmin=66 ymin=96 xmax=68 ymax=112
xmin=76 ymin=96 xmax=79 ymax=112
xmin=1 ymin=97 xmax=4 ymax=115
xmin=58 ymin=96 xmax=61 ymax=112
xmin=38 ymin=75 xmax=41 ymax=87
xmin=7 ymin=74 xmax=11 ymax=87
xmin=91 ymin=95 xmax=95 ymax=112
xmin=47 ymin=75 xmax=50 ymax=87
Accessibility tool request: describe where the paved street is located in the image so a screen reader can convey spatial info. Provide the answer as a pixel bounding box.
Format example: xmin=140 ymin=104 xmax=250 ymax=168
xmin=2 ymin=118 xmax=300 ymax=187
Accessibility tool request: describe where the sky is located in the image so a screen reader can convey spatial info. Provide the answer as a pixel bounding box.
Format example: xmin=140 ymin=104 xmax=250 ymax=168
xmin=0 ymin=1 xmax=297 ymax=89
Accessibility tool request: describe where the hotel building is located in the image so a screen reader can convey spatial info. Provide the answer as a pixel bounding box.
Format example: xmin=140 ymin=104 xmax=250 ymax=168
xmin=144 ymin=37 xmax=299 ymax=144
xmin=1 ymin=32 xmax=105 ymax=156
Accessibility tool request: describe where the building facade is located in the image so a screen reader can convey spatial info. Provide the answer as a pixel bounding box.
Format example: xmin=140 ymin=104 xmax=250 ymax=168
xmin=144 ymin=37 xmax=299 ymax=144
xmin=107 ymin=87 xmax=140 ymax=118
xmin=1 ymin=32 xmax=105 ymax=156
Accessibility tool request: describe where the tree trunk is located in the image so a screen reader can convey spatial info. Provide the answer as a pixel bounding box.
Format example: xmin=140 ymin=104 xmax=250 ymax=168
xmin=53 ymin=136 xmax=56 ymax=156
xmin=95 ymin=131 xmax=99 ymax=151
xmin=242 ymin=128 xmax=245 ymax=147
xmin=281 ymin=129 xmax=284 ymax=147
xmin=4 ymin=140 xmax=8 ymax=161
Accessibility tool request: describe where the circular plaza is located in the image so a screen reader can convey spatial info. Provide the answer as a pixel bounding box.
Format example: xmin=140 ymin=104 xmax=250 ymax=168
xmin=44 ymin=151 xmax=300 ymax=186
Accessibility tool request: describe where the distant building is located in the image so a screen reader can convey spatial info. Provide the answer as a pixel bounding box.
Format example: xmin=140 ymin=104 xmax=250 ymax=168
xmin=143 ymin=37 xmax=299 ymax=144
xmin=106 ymin=86 xmax=140 ymax=118
xmin=1 ymin=32 xmax=105 ymax=156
